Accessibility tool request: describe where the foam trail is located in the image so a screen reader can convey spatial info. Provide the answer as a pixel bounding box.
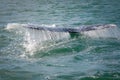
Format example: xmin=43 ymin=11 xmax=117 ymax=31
xmin=81 ymin=24 xmax=120 ymax=39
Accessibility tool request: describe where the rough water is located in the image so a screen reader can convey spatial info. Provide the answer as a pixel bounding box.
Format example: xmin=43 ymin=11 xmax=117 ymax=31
xmin=0 ymin=0 xmax=120 ymax=80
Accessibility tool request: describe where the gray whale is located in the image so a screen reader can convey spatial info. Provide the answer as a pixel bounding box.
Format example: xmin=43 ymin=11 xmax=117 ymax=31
xmin=23 ymin=24 xmax=117 ymax=33
xmin=6 ymin=23 xmax=120 ymax=39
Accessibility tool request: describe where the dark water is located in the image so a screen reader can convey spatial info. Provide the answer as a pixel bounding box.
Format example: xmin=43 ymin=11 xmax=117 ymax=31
xmin=0 ymin=0 xmax=120 ymax=80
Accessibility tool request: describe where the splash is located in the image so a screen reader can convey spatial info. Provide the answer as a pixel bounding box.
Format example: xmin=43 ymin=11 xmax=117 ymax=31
xmin=23 ymin=26 xmax=70 ymax=54
xmin=6 ymin=23 xmax=70 ymax=55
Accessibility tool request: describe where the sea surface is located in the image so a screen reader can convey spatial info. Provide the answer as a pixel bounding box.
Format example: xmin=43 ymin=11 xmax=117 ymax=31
xmin=0 ymin=0 xmax=120 ymax=80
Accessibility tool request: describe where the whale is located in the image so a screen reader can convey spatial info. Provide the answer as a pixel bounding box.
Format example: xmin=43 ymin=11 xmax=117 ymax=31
xmin=6 ymin=23 xmax=120 ymax=39
xmin=23 ymin=24 xmax=117 ymax=33
xmin=23 ymin=24 xmax=120 ymax=39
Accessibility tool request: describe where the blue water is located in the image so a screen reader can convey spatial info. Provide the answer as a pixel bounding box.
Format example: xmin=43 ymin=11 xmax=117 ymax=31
xmin=0 ymin=0 xmax=120 ymax=80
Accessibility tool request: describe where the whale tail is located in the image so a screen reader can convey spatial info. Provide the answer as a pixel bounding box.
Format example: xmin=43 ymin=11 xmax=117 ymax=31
xmin=23 ymin=24 xmax=120 ymax=38
xmin=6 ymin=23 xmax=120 ymax=39
xmin=23 ymin=24 xmax=117 ymax=32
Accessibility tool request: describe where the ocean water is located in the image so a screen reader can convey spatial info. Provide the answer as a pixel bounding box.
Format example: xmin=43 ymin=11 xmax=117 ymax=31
xmin=0 ymin=0 xmax=120 ymax=80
